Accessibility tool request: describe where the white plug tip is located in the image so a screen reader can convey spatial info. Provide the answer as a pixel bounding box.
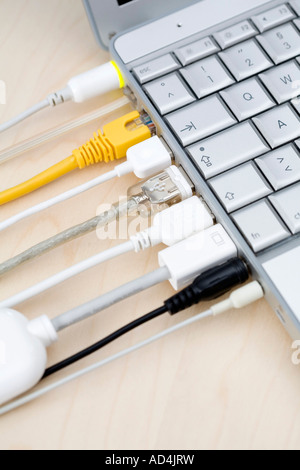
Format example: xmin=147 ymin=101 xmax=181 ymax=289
xmin=0 ymin=310 xmax=55 ymax=405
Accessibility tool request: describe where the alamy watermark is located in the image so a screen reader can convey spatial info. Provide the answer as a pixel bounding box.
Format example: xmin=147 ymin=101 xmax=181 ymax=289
xmin=0 ymin=80 xmax=6 ymax=104
xmin=94 ymin=197 xmax=209 ymax=250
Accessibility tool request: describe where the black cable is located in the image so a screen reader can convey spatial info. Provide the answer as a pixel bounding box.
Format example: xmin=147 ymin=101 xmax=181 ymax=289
xmin=44 ymin=258 xmax=249 ymax=379
xmin=43 ymin=305 xmax=168 ymax=378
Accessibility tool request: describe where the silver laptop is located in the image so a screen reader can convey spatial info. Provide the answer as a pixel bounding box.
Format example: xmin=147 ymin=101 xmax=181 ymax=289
xmin=84 ymin=0 xmax=300 ymax=339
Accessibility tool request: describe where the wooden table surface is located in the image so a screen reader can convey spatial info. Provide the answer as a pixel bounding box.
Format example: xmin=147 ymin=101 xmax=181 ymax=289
xmin=0 ymin=0 xmax=299 ymax=451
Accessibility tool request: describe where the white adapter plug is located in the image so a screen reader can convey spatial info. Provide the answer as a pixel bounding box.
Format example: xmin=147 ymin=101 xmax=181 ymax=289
xmin=0 ymin=310 xmax=57 ymax=405
xmin=159 ymin=224 xmax=237 ymax=290
xmin=66 ymin=62 xmax=123 ymax=103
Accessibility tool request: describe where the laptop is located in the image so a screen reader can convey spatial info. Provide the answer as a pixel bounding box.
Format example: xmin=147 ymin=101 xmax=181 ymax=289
xmin=84 ymin=0 xmax=300 ymax=339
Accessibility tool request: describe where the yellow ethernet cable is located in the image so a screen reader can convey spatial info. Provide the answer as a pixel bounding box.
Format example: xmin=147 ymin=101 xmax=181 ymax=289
xmin=0 ymin=111 xmax=152 ymax=206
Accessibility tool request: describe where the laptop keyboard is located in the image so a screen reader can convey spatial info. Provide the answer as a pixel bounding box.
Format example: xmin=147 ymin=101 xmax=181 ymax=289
xmin=132 ymin=1 xmax=300 ymax=254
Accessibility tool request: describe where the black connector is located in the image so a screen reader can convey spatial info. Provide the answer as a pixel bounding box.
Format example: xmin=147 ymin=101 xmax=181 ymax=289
xmin=165 ymin=258 xmax=249 ymax=315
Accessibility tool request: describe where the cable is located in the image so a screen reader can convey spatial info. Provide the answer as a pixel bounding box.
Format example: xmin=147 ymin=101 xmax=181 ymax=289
xmin=0 ymin=170 xmax=117 ymax=233
xmin=51 ymin=224 xmax=237 ymax=332
xmin=0 ymin=157 xmax=79 ymax=204
xmin=43 ymin=306 xmax=168 ymax=378
xmin=0 ymin=96 xmax=131 ymax=166
xmin=0 ymin=61 xmax=124 ymax=134
xmin=52 ymin=267 xmax=170 ymax=332
xmin=44 ymin=258 xmax=249 ymax=377
xmin=0 ymin=166 xmax=192 ymax=277
xmin=0 ymin=111 xmax=152 ymax=206
xmin=0 ymin=258 xmax=255 ymax=405
xmin=0 ymin=241 xmax=134 ymax=309
xmin=0 ymin=99 xmax=50 ymax=133
xmin=0 ymin=281 xmax=264 ymax=415
xmin=0 ymin=197 xmax=212 ymax=309
xmin=0 ymin=199 xmax=137 ymax=276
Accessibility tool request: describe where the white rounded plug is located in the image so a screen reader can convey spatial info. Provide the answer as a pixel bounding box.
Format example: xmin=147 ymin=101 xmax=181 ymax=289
xmin=0 ymin=309 xmax=57 ymax=405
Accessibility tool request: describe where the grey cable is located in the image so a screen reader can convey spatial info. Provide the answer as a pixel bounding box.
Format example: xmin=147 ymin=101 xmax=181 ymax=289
xmin=0 ymin=100 xmax=50 ymax=133
xmin=52 ymin=266 xmax=170 ymax=332
xmin=0 ymin=198 xmax=138 ymax=276
xmin=0 ymin=308 xmax=213 ymax=416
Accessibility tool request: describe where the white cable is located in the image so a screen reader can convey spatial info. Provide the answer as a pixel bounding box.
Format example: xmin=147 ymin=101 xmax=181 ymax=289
xmin=0 ymin=241 xmax=134 ymax=310
xmin=0 ymin=280 xmax=264 ymax=416
xmin=0 ymin=197 xmax=213 ymax=309
xmin=0 ymin=100 xmax=50 ymax=133
xmin=0 ymin=62 xmax=123 ymax=134
xmin=0 ymin=170 xmax=118 ymax=233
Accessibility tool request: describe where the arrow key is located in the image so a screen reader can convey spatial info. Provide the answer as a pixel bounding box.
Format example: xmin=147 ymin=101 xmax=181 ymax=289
xmin=209 ymin=161 xmax=272 ymax=212
xmin=255 ymin=144 xmax=300 ymax=190
xmin=225 ymin=192 xmax=235 ymax=201
xmin=166 ymin=95 xmax=237 ymax=146
xmin=144 ymin=73 xmax=195 ymax=115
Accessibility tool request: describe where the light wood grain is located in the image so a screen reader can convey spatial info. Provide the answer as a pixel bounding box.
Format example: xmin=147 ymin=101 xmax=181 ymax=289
xmin=0 ymin=0 xmax=299 ymax=451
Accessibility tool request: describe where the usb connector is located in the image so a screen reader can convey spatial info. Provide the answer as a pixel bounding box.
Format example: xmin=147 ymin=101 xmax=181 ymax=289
xmin=141 ymin=166 xmax=193 ymax=206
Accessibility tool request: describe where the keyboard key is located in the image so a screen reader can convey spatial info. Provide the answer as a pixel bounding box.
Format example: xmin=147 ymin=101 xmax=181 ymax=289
xmin=294 ymin=18 xmax=300 ymax=29
xmin=255 ymin=144 xmax=300 ymax=190
xmin=292 ymin=97 xmax=300 ymax=114
xmin=219 ymin=39 xmax=273 ymax=81
xmin=252 ymin=4 xmax=295 ymax=32
xmin=269 ymin=183 xmax=300 ymax=233
xmin=259 ymin=60 xmax=300 ymax=103
xmin=232 ymin=199 xmax=290 ymax=252
xmin=133 ymin=54 xmax=179 ymax=84
xmin=165 ymin=95 xmax=237 ymax=147
xmin=214 ymin=20 xmax=257 ymax=49
xmin=252 ymin=104 xmax=300 ymax=148
xmin=144 ymin=73 xmax=195 ymax=115
xmin=209 ymin=161 xmax=272 ymax=213
xmin=180 ymin=56 xmax=234 ymax=99
xmin=175 ymin=37 xmax=220 ymax=66
xmin=290 ymin=0 xmax=300 ymax=15
xmin=220 ymin=77 xmax=275 ymax=121
xmin=188 ymin=121 xmax=270 ymax=179
xmin=257 ymin=23 xmax=300 ymax=64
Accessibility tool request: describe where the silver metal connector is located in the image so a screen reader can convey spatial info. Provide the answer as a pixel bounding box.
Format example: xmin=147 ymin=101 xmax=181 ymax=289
xmin=141 ymin=166 xmax=193 ymax=206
